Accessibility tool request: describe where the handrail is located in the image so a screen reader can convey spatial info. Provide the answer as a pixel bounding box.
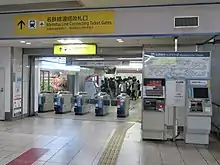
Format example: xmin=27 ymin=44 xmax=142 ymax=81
xmin=211 ymin=102 xmax=220 ymax=131
xmin=212 ymin=102 xmax=220 ymax=107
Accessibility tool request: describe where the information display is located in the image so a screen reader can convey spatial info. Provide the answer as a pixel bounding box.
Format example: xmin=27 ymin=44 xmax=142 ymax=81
xmin=144 ymin=52 xmax=210 ymax=79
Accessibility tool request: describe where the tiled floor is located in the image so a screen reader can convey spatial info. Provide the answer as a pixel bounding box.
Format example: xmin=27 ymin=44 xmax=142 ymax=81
xmin=0 ymin=117 xmax=121 ymax=165
xmin=117 ymin=123 xmax=220 ymax=165
xmin=0 ymin=102 xmax=218 ymax=164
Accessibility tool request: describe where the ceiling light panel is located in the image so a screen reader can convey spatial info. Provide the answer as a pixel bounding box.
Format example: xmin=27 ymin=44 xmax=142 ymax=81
xmin=116 ymin=39 xmax=124 ymax=43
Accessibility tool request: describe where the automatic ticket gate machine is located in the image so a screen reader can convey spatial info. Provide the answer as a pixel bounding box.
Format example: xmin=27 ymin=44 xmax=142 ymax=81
xmin=54 ymin=91 xmax=73 ymax=114
xmin=38 ymin=91 xmax=55 ymax=112
xmin=142 ymin=78 xmax=166 ymax=140
xmin=185 ymin=80 xmax=212 ymax=145
xmin=117 ymin=93 xmax=130 ymax=118
xmin=74 ymin=92 xmax=90 ymax=115
xmin=95 ymin=92 xmax=111 ymax=116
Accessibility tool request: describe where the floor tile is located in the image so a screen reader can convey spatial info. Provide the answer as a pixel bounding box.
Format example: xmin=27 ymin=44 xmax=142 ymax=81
xmin=44 ymin=162 xmax=68 ymax=165
xmin=0 ymin=101 xmax=216 ymax=165
xmin=32 ymin=161 xmax=46 ymax=165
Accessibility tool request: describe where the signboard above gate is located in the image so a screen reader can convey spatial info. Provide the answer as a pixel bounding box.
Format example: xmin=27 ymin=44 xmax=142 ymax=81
xmin=54 ymin=44 xmax=97 ymax=55
xmin=14 ymin=10 xmax=114 ymax=36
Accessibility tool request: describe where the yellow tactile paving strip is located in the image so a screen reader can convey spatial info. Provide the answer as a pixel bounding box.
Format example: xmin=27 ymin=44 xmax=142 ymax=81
xmin=97 ymin=123 xmax=134 ymax=165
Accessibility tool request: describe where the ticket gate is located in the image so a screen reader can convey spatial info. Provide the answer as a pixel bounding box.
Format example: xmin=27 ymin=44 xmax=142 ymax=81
xmin=117 ymin=93 xmax=130 ymax=117
xmin=74 ymin=92 xmax=90 ymax=115
xmin=38 ymin=91 xmax=55 ymax=112
xmin=95 ymin=92 xmax=111 ymax=116
xmin=54 ymin=91 xmax=73 ymax=114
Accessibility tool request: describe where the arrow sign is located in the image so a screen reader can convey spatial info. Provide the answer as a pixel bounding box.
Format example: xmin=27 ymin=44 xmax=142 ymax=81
xmin=17 ymin=20 xmax=25 ymax=30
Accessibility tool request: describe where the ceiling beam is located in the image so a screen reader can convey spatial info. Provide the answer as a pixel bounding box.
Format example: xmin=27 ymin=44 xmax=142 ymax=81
xmin=0 ymin=1 xmax=83 ymax=12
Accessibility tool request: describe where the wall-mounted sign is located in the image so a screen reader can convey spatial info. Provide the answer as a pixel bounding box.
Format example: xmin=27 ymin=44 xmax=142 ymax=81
xmin=14 ymin=10 xmax=114 ymax=36
xmin=54 ymin=44 xmax=97 ymax=55
xmin=144 ymin=52 xmax=211 ymax=79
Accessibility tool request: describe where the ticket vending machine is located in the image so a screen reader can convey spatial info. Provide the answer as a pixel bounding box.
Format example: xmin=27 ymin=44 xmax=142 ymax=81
xmin=185 ymin=80 xmax=212 ymax=145
xmin=142 ymin=78 xmax=166 ymax=140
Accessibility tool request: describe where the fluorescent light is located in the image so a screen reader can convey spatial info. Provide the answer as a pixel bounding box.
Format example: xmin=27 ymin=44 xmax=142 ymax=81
xmin=75 ymin=58 xmax=104 ymax=61
xmin=57 ymin=39 xmax=83 ymax=44
xmin=116 ymin=39 xmax=124 ymax=43
xmin=117 ymin=58 xmax=142 ymax=60
xmin=130 ymin=61 xmax=142 ymax=63
xmin=26 ymin=42 xmax=31 ymax=45
xmin=20 ymin=41 xmax=26 ymax=43
xmin=41 ymin=61 xmax=80 ymax=71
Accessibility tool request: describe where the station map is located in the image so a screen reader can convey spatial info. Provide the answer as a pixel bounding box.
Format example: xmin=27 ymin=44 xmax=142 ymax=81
xmin=144 ymin=52 xmax=211 ymax=79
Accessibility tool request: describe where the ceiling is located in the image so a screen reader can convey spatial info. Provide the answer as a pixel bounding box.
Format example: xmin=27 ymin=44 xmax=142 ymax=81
xmin=81 ymin=0 xmax=218 ymax=8
xmin=0 ymin=0 xmax=217 ymax=9
xmin=0 ymin=35 xmax=212 ymax=48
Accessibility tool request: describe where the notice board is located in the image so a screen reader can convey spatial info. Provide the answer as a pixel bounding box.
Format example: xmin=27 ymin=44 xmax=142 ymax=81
xmin=166 ymin=80 xmax=186 ymax=107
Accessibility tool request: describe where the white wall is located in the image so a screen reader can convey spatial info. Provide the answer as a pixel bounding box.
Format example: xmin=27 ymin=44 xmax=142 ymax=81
xmin=200 ymin=44 xmax=219 ymax=104
xmin=0 ymin=47 xmax=11 ymax=120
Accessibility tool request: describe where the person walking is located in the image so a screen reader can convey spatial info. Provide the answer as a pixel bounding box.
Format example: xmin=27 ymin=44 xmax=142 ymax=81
xmin=137 ymin=80 xmax=141 ymax=99
xmin=131 ymin=79 xmax=138 ymax=100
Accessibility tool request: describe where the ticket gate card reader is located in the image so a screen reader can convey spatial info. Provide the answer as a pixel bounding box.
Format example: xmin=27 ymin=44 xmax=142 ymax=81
xmin=142 ymin=78 xmax=166 ymax=140
xmin=54 ymin=91 xmax=73 ymax=114
xmin=95 ymin=92 xmax=110 ymax=116
xmin=74 ymin=92 xmax=90 ymax=115
xmin=117 ymin=93 xmax=130 ymax=118
xmin=185 ymin=80 xmax=212 ymax=145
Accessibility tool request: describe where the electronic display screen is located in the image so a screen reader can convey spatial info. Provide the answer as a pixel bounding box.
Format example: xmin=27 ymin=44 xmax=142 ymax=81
xmin=144 ymin=78 xmax=165 ymax=86
xmin=193 ymin=88 xmax=209 ymax=98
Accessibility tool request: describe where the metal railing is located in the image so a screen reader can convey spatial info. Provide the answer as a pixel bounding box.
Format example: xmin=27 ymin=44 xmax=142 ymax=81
xmin=211 ymin=102 xmax=220 ymax=137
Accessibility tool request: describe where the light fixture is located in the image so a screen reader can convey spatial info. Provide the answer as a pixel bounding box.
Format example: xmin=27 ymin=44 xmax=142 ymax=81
xmin=116 ymin=39 xmax=124 ymax=43
xmin=75 ymin=58 xmax=104 ymax=61
xmin=57 ymin=39 xmax=83 ymax=44
xmin=20 ymin=41 xmax=26 ymax=43
xmin=26 ymin=42 xmax=31 ymax=45
xmin=117 ymin=58 xmax=142 ymax=60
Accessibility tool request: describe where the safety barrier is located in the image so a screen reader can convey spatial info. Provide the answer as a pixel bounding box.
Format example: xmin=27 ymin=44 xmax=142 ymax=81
xmin=211 ymin=102 xmax=220 ymax=138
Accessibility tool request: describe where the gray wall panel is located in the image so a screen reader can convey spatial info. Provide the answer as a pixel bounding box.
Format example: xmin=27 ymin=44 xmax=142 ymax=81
xmin=0 ymin=5 xmax=220 ymax=39
xmin=201 ymin=45 xmax=220 ymax=104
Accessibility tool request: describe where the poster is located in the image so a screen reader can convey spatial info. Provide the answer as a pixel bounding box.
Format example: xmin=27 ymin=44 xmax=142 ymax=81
xmin=166 ymin=80 xmax=186 ymax=107
xmin=13 ymin=59 xmax=22 ymax=117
